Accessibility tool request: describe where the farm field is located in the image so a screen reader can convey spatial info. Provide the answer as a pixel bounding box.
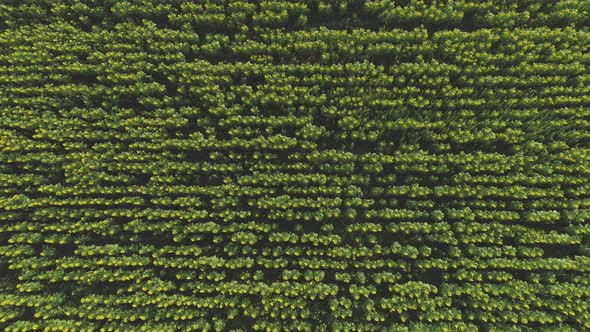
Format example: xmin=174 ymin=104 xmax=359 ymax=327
xmin=1 ymin=0 xmax=590 ymax=331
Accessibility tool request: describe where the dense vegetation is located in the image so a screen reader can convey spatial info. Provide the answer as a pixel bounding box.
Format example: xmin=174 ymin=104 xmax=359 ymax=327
xmin=1 ymin=0 xmax=590 ymax=331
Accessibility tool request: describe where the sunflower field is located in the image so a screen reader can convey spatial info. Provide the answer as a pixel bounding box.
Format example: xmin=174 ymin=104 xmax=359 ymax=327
xmin=1 ymin=0 xmax=590 ymax=331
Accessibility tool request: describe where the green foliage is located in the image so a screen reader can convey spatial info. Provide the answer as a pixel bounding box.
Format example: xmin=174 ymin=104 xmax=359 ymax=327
xmin=1 ymin=0 xmax=590 ymax=330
